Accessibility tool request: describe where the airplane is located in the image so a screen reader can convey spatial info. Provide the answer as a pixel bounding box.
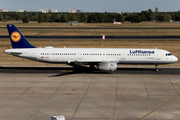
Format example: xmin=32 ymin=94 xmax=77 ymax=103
xmin=4 ymin=24 xmax=178 ymax=72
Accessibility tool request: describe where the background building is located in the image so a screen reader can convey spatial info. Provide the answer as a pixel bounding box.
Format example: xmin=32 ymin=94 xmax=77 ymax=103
xmin=69 ymin=9 xmax=82 ymax=13
xmin=0 ymin=9 xmax=8 ymax=12
xmin=76 ymin=10 xmax=82 ymax=13
xmin=155 ymin=7 xmax=158 ymax=12
xmin=69 ymin=9 xmax=76 ymax=13
xmin=17 ymin=9 xmax=24 ymax=12
xmin=39 ymin=9 xmax=58 ymax=13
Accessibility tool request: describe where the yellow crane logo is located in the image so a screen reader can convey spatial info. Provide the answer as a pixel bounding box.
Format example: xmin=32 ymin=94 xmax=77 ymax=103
xmin=11 ymin=31 xmax=21 ymax=42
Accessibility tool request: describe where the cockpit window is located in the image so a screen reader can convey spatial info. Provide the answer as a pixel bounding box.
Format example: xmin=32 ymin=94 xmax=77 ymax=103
xmin=166 ymin=53 xmax=172 ymax=56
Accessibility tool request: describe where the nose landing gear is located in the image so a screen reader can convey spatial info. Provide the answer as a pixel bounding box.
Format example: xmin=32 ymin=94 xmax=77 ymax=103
xmin=155 ymin=64 xmax=159 ymax=72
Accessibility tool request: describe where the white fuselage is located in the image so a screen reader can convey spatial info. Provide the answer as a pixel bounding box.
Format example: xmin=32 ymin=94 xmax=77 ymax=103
xmin=4 ymin=47 xmax=178 ymax=65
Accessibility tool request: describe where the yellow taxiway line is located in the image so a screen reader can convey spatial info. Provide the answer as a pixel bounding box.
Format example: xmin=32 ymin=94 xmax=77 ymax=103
xmin=139 ymin=76 xmax=180 ymax=120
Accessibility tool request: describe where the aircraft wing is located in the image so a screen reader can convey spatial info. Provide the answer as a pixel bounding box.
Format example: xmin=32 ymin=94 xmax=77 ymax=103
xmin=77 ymin=60 xmax=102 ymax=63
xmin=68 ymin=59 xmax=119 ymax=64
xmin=68 ymin=60 xmax=102 ymax=64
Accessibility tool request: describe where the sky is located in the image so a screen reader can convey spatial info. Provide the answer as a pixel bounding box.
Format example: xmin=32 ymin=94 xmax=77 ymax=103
xmin=1 ymin=0 xmax=180 ymax=13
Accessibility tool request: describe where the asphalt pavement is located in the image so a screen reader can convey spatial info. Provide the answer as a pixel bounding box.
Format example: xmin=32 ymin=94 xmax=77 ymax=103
xmin=0 ymin=66 xmax=180 ymax=120
xmin=0 ymin=66 xmax=180 ymax=75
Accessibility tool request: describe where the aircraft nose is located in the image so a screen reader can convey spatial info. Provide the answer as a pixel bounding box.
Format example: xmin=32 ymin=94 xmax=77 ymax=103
xmin=175 ymin=56 xmax=178 ymax=62
xmin=173 ymin=56 xmax=178 ymax=62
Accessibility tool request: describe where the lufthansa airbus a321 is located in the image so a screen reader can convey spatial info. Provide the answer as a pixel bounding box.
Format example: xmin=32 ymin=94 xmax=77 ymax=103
xmin=4 ymin=25 xmax=178 ymax=72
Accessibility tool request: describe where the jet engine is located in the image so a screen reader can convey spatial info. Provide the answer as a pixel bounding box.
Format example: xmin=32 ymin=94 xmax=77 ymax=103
xmin=98 ymin=62 xmax=117 ymax=71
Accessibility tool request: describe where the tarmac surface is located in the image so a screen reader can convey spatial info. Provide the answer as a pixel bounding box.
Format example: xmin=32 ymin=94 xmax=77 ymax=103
xmin=0 ymin=66 xmax=180 ymax=120
xmin=1 ymin=27 xmax=180 ymax=29
xmin=1 ymin=35 xmax=180 ymax=39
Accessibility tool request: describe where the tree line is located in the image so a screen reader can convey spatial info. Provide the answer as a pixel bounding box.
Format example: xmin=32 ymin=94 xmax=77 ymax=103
xmin=1 ymin=9 xmax=180 ymax=23
xmin=0 ymin=12 xmax=125 ymax=23
xmin=125 ymin=9 xmax=180 ymax=23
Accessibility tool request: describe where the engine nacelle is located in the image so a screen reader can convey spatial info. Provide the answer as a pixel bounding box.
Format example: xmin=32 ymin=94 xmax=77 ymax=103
xmin=98 ymin=62 xmax=117 ymax=71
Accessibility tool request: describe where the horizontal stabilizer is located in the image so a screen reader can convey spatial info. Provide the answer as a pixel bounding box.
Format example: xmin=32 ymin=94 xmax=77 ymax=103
xmin=4 ymin=50 xmax=22 ymax=55
xmin=10 ymin=51 xmax=22 ymax=55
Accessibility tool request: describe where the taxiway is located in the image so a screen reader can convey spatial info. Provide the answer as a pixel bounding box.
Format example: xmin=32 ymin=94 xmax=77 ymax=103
xmin=0 ymin=66 xmax=180 ymax=120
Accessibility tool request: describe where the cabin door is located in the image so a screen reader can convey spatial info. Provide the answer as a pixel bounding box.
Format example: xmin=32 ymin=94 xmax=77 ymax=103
xmin=156 ymin=52 xmax=161 ymax=60
xmin=121 ymin=53 xmax=126 ymax=60
xmin=31 ymin=50 xmax=36 ymax=60
xmin=78 ymin=52 xmax=82 ymax=60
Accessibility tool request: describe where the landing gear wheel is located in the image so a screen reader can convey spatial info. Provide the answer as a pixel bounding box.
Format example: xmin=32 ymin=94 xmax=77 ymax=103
xmin=155 ymin=64 xmax=159 ymax=72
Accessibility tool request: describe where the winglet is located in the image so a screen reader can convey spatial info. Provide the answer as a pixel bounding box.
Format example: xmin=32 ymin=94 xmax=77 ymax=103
xmin=7 ymin=24 xmax=36 ymax=49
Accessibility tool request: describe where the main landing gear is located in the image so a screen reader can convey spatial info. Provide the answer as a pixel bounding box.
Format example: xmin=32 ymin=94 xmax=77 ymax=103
xmin=90 ymin=64 xmax=96 ymax=70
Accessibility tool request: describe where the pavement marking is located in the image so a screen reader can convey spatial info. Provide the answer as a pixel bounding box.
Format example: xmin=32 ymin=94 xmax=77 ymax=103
xmin=142 ymin=75 xmax=156 ymax=119
xmin=71 ymin=76 xmax=94 ymax=120
xmin=0 ymin=74 xmax=45 ymax=111
xmin=28 ymin=75 xmax=68 ymax=120
xmin=113 ymin=76 xmax=118 ymax=120
xmin=156 ymin=78 xmax=180 ymax=89
xmin=139 ymin=76 xmax=180 ymax=120
xmin=139 ymin=94 xmax=180 ymax=120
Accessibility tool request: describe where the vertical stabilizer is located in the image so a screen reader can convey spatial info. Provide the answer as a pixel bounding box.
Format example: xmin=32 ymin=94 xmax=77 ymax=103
xmin=7 ymin=24 xmax=35 ymax=49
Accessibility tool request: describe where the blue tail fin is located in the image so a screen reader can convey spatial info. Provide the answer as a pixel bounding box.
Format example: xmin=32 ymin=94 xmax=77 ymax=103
xmin=7 ymin=24 xmax=36 ymax=49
